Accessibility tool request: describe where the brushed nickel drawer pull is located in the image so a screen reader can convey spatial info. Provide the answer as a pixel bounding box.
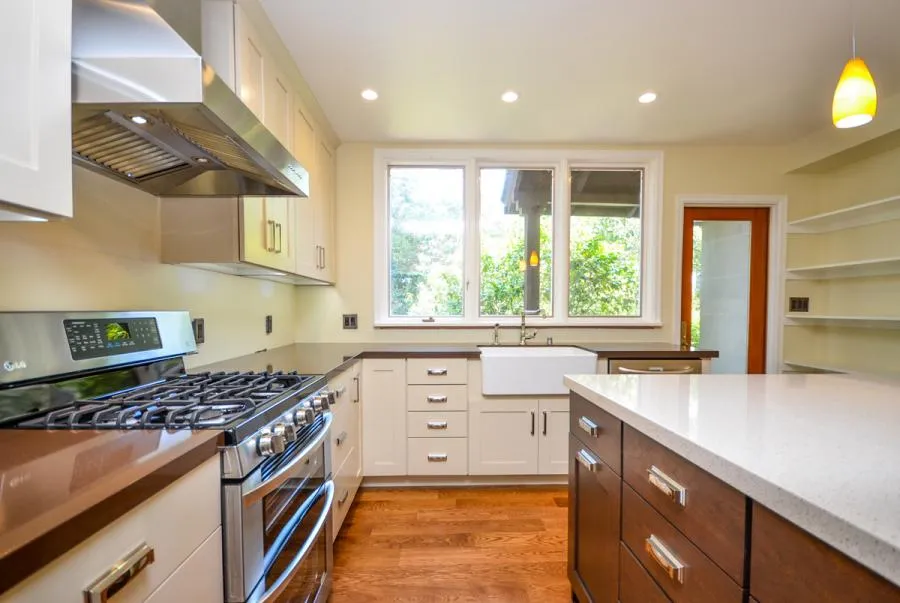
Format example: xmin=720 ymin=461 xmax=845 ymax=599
xmin=648 ymin=465 xmax=687 ymax=507
xmin=618 ymin=366 xmax=695 ymax=374
xmin=426 ymin=368 xmax=448 ymax=376
xmin=266 ymin=220 xmax=276 ymax=252
xmin=645 ymin=534 xmax=685 ymax=584
xmin=336 ymin=431 xmax=348 ymax=446
xmin=576 ymin=449 xmax=600 ymax=472
xmin=84 ymin=543 xmax=155 ymax=603
xmin=578 ymin=416 xmax=599 ymax=437
xmin=427 ymin=453 xmax=448 ymax=462
xmin=427 ymin=421 xmax=448 ymax=430
xmin=338 ymin=490 xmax=349 ymax=506
xmin=426 ymin=395 xmax=448 ymax=403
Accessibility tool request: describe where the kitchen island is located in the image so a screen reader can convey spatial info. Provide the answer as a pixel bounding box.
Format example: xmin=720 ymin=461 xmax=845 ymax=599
xmin=565 ymin=373 xmax=900 ymax=602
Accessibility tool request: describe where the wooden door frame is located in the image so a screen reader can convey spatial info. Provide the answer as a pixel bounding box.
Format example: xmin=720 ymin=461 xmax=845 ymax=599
xmin=674 ymin=195 xmax=787 ymax=374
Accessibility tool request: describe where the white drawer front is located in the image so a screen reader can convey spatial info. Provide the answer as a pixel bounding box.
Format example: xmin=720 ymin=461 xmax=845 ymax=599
xmin=0 ymin=455 xmax=220 ymax=603
xmin=330 ymin=400 xmax=360 ymax=472
xmin=407 ymin=438 xmax=468 ymax=476
xmin=406 ymin=358 xmax=468 ymax=385
xmin=407 ymin=411 xmax=468 ymax=438
xmin=145 ymin=528 xmax=223 ymax=603
xmin=332 ymin=444 xmax=362 ymax=540
xmin=407 ymin=385 xmax=468 ymax=412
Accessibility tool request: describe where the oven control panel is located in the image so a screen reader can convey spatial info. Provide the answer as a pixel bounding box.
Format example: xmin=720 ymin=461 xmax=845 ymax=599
xmin=64 ymin=318 xmax=162 ymax=361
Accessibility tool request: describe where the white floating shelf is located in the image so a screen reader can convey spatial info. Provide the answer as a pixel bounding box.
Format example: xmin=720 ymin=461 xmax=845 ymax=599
xmin=782 ymin=361 xmax=848 ymax=374
xmin=784 ymin=314 xmax=900 ymax=329
xmin=786 ymin=256 xmax=900 ymax=280
xmin=788 ymin=194 xmax=900 ymax=233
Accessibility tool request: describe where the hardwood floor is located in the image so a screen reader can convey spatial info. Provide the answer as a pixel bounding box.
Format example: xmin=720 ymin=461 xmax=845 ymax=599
xmin=330 ymin=486 xmax=570 ymax=603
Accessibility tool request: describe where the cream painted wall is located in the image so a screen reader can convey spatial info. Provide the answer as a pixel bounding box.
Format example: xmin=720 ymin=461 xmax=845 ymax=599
xmin=0 ymin=168 xmax=297 ymax=368
xmin=294 ymin=143 xmax=810 ymax=344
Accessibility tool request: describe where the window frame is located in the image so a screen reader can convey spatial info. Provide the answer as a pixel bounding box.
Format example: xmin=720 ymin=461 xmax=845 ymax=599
xmin=373 ymin=148 xmax=663 ymax=328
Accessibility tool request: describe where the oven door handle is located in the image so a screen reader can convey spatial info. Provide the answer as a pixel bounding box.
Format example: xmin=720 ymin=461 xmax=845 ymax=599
xmin=243 ymin=412 xmax=333 ymax=507
xmin=250 ymin=480 xmax=335 ymax=603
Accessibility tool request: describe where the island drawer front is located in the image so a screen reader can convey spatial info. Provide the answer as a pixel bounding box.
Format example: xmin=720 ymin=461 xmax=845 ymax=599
xmin=619 ymin=542 xmax=672 ymax=603
xmin=407 ymin=437 xmax=468 ymax=475
xmin=407 ymin=385 xmax=468 ymax=411
xmin=623 ymin=425 xmax=746 ymax=583
xmin=622 ymin=485 xmax=743 ymax=603
xmin=407 ymin=411 xmax=468 ymax=438
xmin=569 ymin=393 xmax=622 ymax=474
xmin=406 ymin=358 xmax=468 ymax=385
xmin=750 ymin=503 xmax=900 ymax=603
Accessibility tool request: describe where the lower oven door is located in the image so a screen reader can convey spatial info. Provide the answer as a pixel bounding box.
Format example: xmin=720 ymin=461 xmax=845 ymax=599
xmin=246 ymin=480 xmax=334 ymax=603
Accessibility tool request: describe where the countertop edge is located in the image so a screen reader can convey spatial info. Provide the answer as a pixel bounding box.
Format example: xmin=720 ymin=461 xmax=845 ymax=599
xmin=0 ymin=431 xmax=220 ymax=595
xmin=565 ymin=376 xmax=900 ymax=588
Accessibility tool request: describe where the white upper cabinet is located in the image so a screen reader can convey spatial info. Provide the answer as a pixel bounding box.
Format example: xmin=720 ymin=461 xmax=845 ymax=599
xmin=0 ymin=0 xmax=73 ymax=220
xmin=264 ymin=67 xmax=293 ymax=150
xmin=234 ymin=6 xmax=265 ymax=120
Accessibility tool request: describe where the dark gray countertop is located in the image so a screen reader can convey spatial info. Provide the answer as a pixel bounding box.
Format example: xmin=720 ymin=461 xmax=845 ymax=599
xmin=195 ymin=343 xmax=717 ymax=378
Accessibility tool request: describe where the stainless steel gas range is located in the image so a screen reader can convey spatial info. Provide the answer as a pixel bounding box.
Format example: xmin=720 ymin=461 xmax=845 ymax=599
xmin=0 ymin=311 xmax=335 ymax=603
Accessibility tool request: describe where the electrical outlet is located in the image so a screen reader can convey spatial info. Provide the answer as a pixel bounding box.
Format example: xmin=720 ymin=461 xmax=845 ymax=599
xmin=191 ymin=318 xmax=205 ymax=344
xmin=265 ymin=315 xmax=273 ymax=334
xmin=342 ymin=314 xmax=358 ymax=330
xmin=789 ymin=297 xmax=810 ymax=313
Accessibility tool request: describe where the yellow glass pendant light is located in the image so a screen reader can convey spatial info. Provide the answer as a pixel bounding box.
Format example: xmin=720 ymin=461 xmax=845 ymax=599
xmin=832 ymin=21 xmax=877 ymax=128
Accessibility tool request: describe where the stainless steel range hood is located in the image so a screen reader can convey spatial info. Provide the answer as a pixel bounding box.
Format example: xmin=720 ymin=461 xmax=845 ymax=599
xmin=71 ymin=0 xmax=308 ymax=197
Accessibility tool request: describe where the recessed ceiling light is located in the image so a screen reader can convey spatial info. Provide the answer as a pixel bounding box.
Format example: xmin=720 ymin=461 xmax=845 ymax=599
xmin=361 ymin=89 xmax=379 ymax=101
xmin=194 ymin=157 xmax=210 ymax=164
xmin=638 ymin=91 xmax=658 ymax=104
xmin=501 ymin=91 xmax=519 ymax=103
xmin=129 ymin=115 xmax=148 ymax=125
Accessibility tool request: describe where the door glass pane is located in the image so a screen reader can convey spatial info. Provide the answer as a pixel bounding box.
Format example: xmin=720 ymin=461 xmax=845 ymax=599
xmin=692 ymin=220 xmax=751 ymax=373
xmin=569 ymin=169 xmax=643 ymax=317
xmin=479 ymin=168 xmax=553 ymax=317
xmin=388 ymin=167 xmax=465 ymax=318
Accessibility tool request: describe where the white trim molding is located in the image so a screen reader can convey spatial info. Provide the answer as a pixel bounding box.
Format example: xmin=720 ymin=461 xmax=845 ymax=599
xmin=674 ymin=194 xmax=788 ymax=374
xmin=373 ymin=147 xmax=664 ymax=328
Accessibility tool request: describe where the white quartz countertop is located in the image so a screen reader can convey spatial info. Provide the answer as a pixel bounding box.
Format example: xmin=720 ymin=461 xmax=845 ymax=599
xmin=564 ymin=373 xmax=900 ymax=586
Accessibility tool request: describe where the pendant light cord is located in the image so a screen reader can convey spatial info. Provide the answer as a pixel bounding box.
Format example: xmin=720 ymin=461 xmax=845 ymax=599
xmin=851 ymin=0 xmax=857 ymax=58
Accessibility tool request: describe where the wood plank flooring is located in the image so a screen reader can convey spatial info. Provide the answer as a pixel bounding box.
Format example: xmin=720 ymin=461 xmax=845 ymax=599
xmin=330 ymin=486 xmax=570 ymax=603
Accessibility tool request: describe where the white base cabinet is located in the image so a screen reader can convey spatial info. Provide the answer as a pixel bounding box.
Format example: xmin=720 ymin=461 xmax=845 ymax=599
xmin=361 ymin=359 xmax=407 ymax=476
xmin=0 ymin=456 xmax=221 ymax=603
xmin=329 ymin=362 xmax=363 ymax=539
xmin=469 ymin=398 xmax=569 ymax=476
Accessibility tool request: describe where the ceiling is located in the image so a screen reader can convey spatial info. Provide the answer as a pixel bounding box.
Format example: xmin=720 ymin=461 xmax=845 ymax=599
xmin=260 ymin=0 xmax=900 ymax=145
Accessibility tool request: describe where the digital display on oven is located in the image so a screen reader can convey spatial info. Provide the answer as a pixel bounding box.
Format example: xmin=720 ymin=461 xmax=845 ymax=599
xmin=64 ymin=318 xmax=162 ymax=361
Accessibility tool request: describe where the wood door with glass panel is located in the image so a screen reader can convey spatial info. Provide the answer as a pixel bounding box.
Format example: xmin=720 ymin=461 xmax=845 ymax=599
xmin=681 ymin=207 xmax=769 ymax=374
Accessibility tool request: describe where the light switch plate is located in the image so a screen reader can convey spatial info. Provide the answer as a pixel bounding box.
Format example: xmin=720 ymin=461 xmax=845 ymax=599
xmin=342 ymin=314 xmax=358 ymax=330
xmin=191 ymin=318 xmax=205 ymax=344
xmin=789 ymin=297 xmax=810 ymax=312
xmin=265 ymin=315 xmax=273 ymax=334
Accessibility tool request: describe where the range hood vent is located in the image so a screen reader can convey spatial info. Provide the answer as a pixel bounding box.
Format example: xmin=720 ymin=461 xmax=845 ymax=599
xmin=71 ymin=0 xmax=309 ymax=198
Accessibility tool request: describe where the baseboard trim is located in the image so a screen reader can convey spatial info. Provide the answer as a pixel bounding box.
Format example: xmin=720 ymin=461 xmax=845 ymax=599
xmin=361 ymin=475 xmax=568 ymax=488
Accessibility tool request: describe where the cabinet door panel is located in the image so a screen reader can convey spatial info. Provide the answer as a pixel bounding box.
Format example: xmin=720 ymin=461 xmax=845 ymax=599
xmin=469 ymin=404 xmax=537 ymax=475
xmin=538 ymin=400 xmax=569 ymax=475
xmin=0 ymin=0 xmax=72 ymax=218
xmin=292 ymin=108 xmax=318 ymax=277
xmin=568 ymin=435 xmax=620 ymax=603
xmin=316 ymin=140 xmax=335 ymax=281
xmin=241 ymin=197 xmax=271 ymax=267
xmin=145 ymin=528 xmax=223 ymax=603
xmin=264 ymin=68 xmax=292 ymax=149
xmin=235 ymin=8 xmax=264 ymax=120
xmin=361 ymin=359 xmax=407 ymax=476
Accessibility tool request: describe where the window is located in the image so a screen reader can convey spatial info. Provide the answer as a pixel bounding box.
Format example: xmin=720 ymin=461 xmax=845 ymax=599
xmin=374 ymin=149 xmax=662 ymax=326
xmin=480 ymin=168 xmax=553 ymax=317
xmin=387 ymin=167 xmax=465 ymax=318
xmin=569 ymin=169 xmax=643 ymax=317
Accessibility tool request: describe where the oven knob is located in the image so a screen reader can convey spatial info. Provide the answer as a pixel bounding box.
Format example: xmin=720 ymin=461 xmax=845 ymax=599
xmin=257 ymin=431 xmax=286 ymax=456
xmin=294 ymin=406 xmax=315 ymax=426
xmin=273 ymin=422 xmax=297 ymax=443
xmin=312 ymin=395 xmax=330 ymax=411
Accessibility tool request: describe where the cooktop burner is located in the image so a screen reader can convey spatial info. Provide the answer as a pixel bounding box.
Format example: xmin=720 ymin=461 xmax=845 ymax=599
xmin=14 ymin=371 xmax=320 ymax=430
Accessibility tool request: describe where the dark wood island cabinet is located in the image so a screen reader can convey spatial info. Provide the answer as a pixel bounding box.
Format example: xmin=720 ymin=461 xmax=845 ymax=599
xmin=567 ymin=392 xmax=900 ymax=603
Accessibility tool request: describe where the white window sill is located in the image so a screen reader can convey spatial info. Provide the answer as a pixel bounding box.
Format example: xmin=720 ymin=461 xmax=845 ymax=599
xmin=373 ymin=319 xmax=663 ymax=329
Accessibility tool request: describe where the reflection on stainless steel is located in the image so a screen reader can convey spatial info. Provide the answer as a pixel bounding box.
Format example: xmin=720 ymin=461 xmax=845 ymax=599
xmin=71 ymin=0 xmax=309 ymax=197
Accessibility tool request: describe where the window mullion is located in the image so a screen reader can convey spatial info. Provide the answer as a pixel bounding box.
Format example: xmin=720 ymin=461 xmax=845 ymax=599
xmin=464 ymin=159 xmax=480 ymax=322
xmin=554 ymin=159 xmax=571 ymax=319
